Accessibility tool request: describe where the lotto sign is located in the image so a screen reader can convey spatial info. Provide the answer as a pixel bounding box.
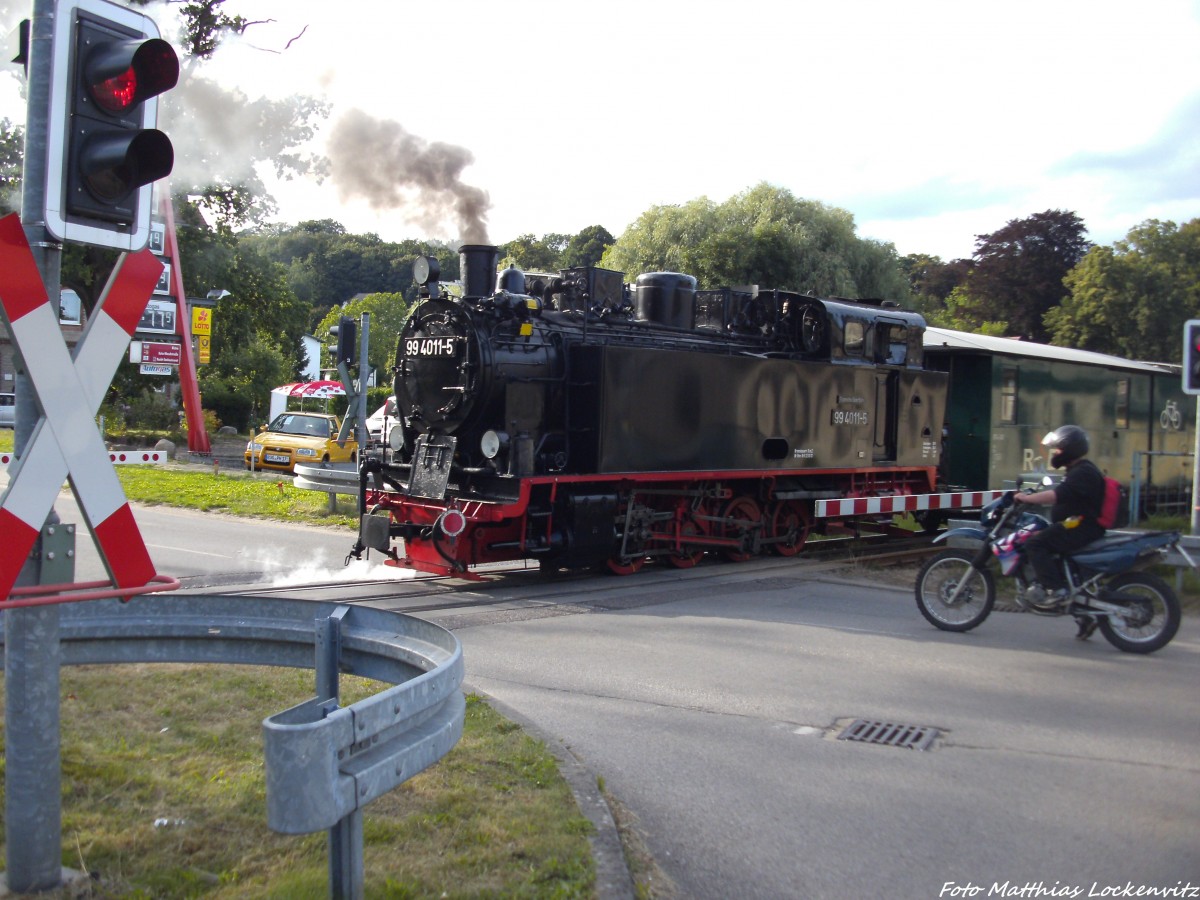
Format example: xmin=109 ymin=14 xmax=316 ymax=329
xmin=0 ymin=214 xmax=161 ymax=601
xmin=192 ymin=306 xmax=211 ymax=335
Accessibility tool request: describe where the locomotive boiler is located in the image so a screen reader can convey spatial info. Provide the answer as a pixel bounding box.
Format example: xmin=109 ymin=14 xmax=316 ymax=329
xmin=352 ymin=244 xmax=948 ymax=577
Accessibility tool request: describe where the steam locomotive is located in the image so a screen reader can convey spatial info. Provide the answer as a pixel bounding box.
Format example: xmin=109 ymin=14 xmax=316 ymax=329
xmin=351 ymin=244 xmax=949 ymax=577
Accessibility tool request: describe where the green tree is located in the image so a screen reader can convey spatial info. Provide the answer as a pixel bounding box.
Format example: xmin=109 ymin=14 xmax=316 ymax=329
xmin=173 ymin=201 xmax=309 ymax=428
xmin=0 ymin=118 xmax=22 ymax=215
xmin=562 ymin=225 xmax=615 ymax=268
xmin=198 ymin=335 xmax=292 ymax=432
xmin=242 ymin=222 xmax=456 ymax=312
xmin=1046 ymin=218 xmax=1200 ymax=363
xmin=925 ymin=285 xmax=1008 ymax=335
xmin=314 ymin=292 xmax=412 ymax=384
xmin=899 ymin=253 xmax=971 ymax=319
xmin=602 ymin=183 xmax=910 ymax=300
xmin=501 ymin=233 xmax=570 ymax=272
xmin=955 ymin=210 xmax=1090 ymax=342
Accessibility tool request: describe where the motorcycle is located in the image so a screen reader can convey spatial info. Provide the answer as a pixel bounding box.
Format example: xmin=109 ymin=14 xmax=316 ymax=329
xmin=914 ymin=490 xmax=1193 ymax=653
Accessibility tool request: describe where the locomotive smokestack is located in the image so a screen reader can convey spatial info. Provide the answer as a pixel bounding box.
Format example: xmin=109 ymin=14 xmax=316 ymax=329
xmin=459 ymin=244 xmax=500 ymax=299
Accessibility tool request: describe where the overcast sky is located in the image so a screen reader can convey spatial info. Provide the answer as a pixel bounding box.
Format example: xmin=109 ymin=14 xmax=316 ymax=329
xmin=4 ymin=0 xmax=1198 ymax=261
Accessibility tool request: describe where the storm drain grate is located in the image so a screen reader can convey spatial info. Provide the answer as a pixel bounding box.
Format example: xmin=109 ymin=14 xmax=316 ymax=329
xmin=837 ymin=719 xmax=939 ymax=751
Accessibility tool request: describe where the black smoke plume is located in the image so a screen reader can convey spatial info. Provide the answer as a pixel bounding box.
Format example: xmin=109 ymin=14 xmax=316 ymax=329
xmin=326 ymin=108 xmax=490 ymax=245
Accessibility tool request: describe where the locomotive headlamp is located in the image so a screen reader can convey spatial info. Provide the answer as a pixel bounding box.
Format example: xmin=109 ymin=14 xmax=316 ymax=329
xmin=413 ymin=255 xmax=441 ymax=287
xmin=387 ymin=424 xmax=406 ymax=452
xmin=481 ymin=429 xmax=509 ymax=459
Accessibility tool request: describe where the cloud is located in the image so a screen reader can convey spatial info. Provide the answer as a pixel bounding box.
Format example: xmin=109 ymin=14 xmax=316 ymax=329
xmin=1049 ymin=92 xmax=1200 ymax=207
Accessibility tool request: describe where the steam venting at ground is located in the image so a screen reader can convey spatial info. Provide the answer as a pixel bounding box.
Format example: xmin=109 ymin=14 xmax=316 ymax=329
xmin=325 ymin=108 xmax=490 ymax=245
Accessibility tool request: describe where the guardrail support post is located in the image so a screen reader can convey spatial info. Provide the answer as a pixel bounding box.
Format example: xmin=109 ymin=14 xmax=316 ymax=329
xmin=314 ymin=606 xmax=363 ymax=899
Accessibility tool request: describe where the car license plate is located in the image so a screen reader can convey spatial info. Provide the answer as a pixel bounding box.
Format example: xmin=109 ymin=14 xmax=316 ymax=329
xmin=264 ymin=453 xmax=290 ymax=464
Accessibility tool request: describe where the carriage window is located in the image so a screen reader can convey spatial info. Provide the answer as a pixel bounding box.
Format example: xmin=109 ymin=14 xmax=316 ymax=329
xmin=1000 ymin=368 xmax=1018 ymax=424
xmin=1115 ymin=379 xmax=1129 ymax=429
xmin=879 ymin=324 xmax=907 ymax=365
xmin=844 ymin=321 xmax=865 ymax=356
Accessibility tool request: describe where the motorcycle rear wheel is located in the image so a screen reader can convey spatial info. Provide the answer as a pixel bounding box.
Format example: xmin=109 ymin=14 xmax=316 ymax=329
xmin=1096 ymin=572 xmax=1180 ymax=654
xmin=915 ymin=549 xmax=996 ymax=632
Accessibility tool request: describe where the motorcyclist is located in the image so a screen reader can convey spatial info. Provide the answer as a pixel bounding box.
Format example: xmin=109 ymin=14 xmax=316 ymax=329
xmin=1013 ymin=425 xmax=1106 ymax=605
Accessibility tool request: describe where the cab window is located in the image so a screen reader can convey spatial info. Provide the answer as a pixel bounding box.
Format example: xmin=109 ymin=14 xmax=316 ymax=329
xmin=844 ymin=321 xmax=865 ymax=356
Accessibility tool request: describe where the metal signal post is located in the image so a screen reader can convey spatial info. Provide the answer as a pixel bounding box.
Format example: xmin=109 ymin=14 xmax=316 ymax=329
xmin=1186 ymin=321 xmax=1200 ymax=535
xmin=5 ymin=0 xmax=175 ymax=890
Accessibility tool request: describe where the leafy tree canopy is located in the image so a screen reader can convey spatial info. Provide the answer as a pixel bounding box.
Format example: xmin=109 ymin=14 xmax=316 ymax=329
xmin=563 ymin=225 xmax=615 ymax=269
xmin=501 ymin=233 xmax=570 ymax=272
xmin=0 ymin=118 xmax=21 ymax=215
xmin=174 ymin=200 xmax=310 ymax=428
xmin=601 ymin=183 xmax=910 ymax=301
xmin=1045 ymin=218 xmax=1199 ymax=363
xmin=242 ymin=221 xmax=457 ymax=320
xmin=314 ymin=292 xmax=412 ymax=383
xmin=949 ymin=209 xmax=1090 ymax=342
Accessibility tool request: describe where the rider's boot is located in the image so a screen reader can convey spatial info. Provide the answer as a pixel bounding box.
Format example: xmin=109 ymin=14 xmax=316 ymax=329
xmin=1074 ymin=616 xmax=1098 ymax=640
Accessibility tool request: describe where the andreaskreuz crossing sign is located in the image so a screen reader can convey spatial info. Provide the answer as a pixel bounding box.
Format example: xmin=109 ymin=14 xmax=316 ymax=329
xmin=0 ymin=213 xmax=163 ymax=601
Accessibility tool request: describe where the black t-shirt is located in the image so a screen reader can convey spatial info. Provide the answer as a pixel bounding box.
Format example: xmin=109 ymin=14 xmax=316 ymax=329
xmin=1051 ymin=458 xmax=1105 ymax=523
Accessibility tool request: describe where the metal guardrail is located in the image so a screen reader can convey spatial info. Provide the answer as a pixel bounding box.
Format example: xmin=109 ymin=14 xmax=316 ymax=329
xmin=294 ymin=462 xmax=360 ymax=496
xmin=0 ymin=594 xmax=465 ymax=898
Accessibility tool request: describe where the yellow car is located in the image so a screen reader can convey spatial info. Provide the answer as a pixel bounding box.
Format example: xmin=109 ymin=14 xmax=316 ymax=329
xmin=245 ymin=412 xmax=358 ymax=473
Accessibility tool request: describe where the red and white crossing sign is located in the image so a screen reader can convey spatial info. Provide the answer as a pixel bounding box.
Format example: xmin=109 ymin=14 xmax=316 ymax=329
xmin=0 ymin=214 xmax=163 ymax=602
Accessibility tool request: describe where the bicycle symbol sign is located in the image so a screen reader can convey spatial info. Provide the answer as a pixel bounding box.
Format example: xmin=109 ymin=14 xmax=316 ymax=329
xmin=1160 ymin=400 xmax=1183 ymax=431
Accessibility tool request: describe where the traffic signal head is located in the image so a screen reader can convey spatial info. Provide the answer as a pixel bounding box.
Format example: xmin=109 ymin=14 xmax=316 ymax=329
xmin=1184 ymin=320 xmax=1200 ymax=395
xmin=45 ymin=0 xmax=178 ymax=251
xmin=331 ymin=317 xmax=358 ymax=367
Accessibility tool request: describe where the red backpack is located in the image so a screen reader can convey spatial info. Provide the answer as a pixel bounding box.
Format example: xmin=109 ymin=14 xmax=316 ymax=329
xmin=1098 ymin=477 xmax=1129 ymax=529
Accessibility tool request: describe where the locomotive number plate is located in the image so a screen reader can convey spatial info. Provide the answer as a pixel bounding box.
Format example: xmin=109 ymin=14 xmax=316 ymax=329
xmin=403 ymin=337 xmax=457 ymax=357
xmin=831 ymin=410 xmax=870 ymax=426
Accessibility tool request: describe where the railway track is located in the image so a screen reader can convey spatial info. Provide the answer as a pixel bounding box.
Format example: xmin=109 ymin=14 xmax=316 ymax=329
xmin=179 ymin=532 xmax=939 ymax=620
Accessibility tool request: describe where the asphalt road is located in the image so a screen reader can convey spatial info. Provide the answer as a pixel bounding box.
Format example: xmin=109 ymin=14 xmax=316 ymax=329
xmin=416 ymin=564 xmax=1200 ymax=900
xmin=7 ymin=487 xmax=1199 ymax=898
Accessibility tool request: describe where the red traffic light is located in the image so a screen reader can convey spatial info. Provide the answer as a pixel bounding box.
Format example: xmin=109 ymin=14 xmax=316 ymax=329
xmin=44 ymin=0 xmax=178 ymax=252
xmin=65 ymin=19 xmax=178 ymax=226
xmin=85 ymin=38 xmax=178 ymax=114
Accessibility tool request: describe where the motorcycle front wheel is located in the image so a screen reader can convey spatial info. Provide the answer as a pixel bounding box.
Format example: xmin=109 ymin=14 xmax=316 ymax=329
xmin=915 ymin=549 xmax=996 ymax=632
xmin=1096 ymin=572 xmax=1181 ymax=654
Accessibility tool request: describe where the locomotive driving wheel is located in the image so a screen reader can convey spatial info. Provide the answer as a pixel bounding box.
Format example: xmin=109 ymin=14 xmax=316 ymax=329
xmin=767 ymin=500 xmax=812 ymax=557
xmin=605 ymin=552 xmax=646 ymax=575
xmin=667 ymin=514 xmax=707 ymax=569
xmin=718 ymin=495 xmax=762 ymax=562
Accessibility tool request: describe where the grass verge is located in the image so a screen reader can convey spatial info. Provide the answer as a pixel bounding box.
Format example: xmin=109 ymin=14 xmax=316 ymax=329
xmin=115 ymin=464 xmax=358 ymax=528
xmin=0 ymin=665 xmax=595 ymax=898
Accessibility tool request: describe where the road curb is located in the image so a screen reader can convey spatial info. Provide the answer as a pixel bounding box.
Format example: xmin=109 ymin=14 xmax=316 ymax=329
xmin=463 ymin=682 xmax=636 ymax=900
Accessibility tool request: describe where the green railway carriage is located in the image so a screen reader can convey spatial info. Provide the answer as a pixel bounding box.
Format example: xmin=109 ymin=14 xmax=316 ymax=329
xmin=923 ymin=328 xmax=1193 ymax=517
